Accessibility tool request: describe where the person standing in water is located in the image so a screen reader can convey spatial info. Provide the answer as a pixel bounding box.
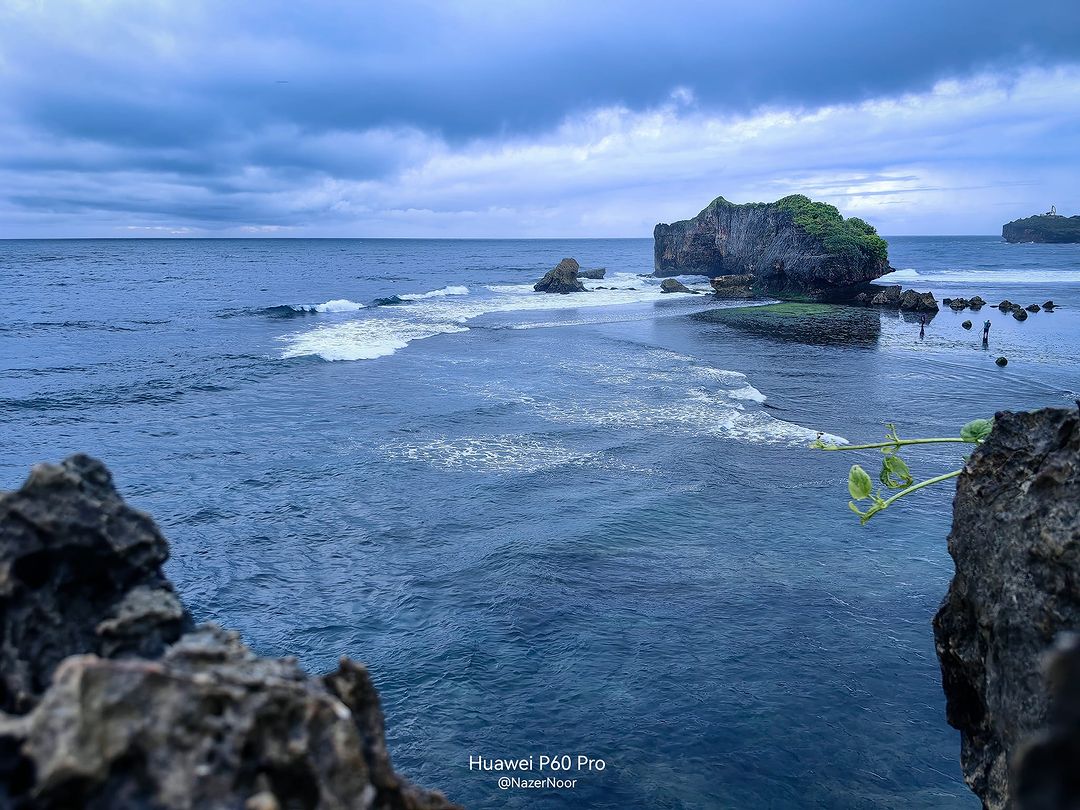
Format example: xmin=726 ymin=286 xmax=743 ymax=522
xmin=919 ymin=315 xmax=926 ymax=339
xmin=982 ymin=319 xmax=991 ymax=343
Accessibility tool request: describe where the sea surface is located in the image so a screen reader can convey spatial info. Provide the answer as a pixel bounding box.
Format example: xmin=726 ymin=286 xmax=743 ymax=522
xmin=2 ymin=236 xmax=1079 ymax=808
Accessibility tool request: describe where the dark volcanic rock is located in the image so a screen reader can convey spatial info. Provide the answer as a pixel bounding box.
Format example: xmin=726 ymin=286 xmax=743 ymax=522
xmin=660 ymin=278 xmax=695 ymax=294
xmin=1026 ymin=304 xmax=1041 ymax=313
xmin=653 ymin=195 xmax=890 ymax=298
xmin=1002 ymin=214 xmax=1080 ymax=243
xmin=869 ymin=285 xmax=903 ymax=307
xmin=949 ymin=297 xmax=970 ymax=310
xmin=1044 ymin=300 xmax=1056 ymax=311
xmin=578 ymin=267 xmax=606 ymax=280
xmin=970 ymin=296 xmax=986 ymax=310
xmin=962 ymin=320 xmax=973 ymax=330
xmin=996 ymin=356 xmax=1008 ymax=366
xmin=0 ymin=458 xmax=457 ymax=810
xmin=534 ymin=258 xmax=585 ymax=294
xmin=1014 ymin=308 xmax=1029 ymax=321
xmin=0 ymin=455 xmax=193 ymax=714
xmin=898 ymin=289 xmax=939 ymax=312
xmin=934 ymin=406 xmax=1080 ymax=809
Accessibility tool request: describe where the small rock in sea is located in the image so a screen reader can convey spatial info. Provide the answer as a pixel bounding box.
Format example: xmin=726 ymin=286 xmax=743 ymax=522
xmin=660 ymin=278 xmax=695 ymax=294
xmin=942 ymin=298 xmax=952 ymax=305
xmin=579 ymin=267 xmax=606 ymax=280
xmin=996 ymin=356 xmax=1008 ymax=366
xmin=998 ymin=299 xmax=1015 ymax=311
xmin=1013 ymin=308 xmax=1029 ymax=321
xmin=534 ymin=258 xmax=586 ymax=294
xmin=1043 ymin=300 xmax=1056 ymax=310
xmin=949 ymin=298 xmax=969 ymax=310
xmin=898 ymin=289 xmax=940 ymax=312
xmin=869 ymin=285 xmax=902 ymax=306
xmin=1026 ymin=304 xmax=1041 ymax=313
xmin=962 ymin=320 xmax=973 ymax=330
xmin=969 ymin=295 xmax=986 ymax=310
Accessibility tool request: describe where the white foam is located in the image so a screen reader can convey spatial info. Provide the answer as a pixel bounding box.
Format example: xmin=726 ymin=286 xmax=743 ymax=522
xmin=465 ymin=346 xmax=845 ymax=448
xmin=400 ymin=285 xmax=470 ymax=300
xmin=729 ymin=384 xmax=767 ymax=403
xmin=880 ymin=268 xmax=1080 ymax=285
xmin=380 ymin=435 xmax=590 ymax=472
xmin=313 ymin=299 xmax=366 ymax=313
xmin=280 ymin=318 xmax=468 ymax=361
xmin=280 ymin=273 xmax=721 ymax=362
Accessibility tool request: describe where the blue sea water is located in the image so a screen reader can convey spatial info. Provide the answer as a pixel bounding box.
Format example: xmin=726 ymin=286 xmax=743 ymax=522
xmin=2 ymin=236 xmax=1079 ymax=808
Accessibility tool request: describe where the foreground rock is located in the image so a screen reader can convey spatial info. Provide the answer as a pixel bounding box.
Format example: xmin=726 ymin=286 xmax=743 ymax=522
xmin=659 ymin=278 xmax=695 ymax=294
xmin=1002 ymin=212 xmax=1080 ymax=243
xmin=0 ymin=455 xmax=193 ymax=714
xmin=0 ymin=456 xmax=458 ymax=810
xmin=535 ymin=258 xmax=586 ymax=294
xmin=653 ymin=194 xmax=890 ymax=298
xmin=934 ymin=406 xmax=1080 ymax=809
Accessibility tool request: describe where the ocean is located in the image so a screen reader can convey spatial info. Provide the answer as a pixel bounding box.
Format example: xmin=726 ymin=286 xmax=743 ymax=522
xmin=2 ymin=236 xmax=1078 ymax=808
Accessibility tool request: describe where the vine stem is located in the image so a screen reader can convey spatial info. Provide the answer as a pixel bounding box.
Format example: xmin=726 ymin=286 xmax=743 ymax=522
xmin=817 ymin=438 xmax=974 ymax=452
xmin=878 ymin=469 xmax=962 ymax=510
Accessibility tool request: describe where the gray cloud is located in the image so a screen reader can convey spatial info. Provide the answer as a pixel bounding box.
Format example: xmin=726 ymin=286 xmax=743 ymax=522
xmin=0 ymin=0 xmax=1078 ymax=235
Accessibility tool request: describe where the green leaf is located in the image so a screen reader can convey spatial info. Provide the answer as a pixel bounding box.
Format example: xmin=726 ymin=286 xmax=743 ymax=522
xmin=960 ymin=418 xmax=993 ymax=443
xmin=880 ymin=454 xmax=913 ymax=489
xmin=848 ymin=464 xmax=873 ymax=500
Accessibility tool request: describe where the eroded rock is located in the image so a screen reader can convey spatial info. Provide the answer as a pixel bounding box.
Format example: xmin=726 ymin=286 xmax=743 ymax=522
xmin=660 ymin=278 xmax=695 ymax=294
xmin=0 ymin=458 xmax=458 ymax=810
xmin=534 ymin=258 xmax=586 ymax=294
xmin=934 ymin=406 xmax=1080 ymax=809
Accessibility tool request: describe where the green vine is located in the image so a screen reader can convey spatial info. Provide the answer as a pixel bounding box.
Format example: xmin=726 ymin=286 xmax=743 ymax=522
xmin=810 ymin=419 xmax=993 ymax=524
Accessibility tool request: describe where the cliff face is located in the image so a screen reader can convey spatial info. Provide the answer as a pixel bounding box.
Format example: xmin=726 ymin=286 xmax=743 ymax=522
xmin=0 ymin=456 xmax=457 ymax=810
xmin=934 ymin=406 xmax=1080 ymax=809
xmin=1002 ymin=215 xmax=1080 ymax=244
xmin=653 ymin=195 xmax=890 ymax=298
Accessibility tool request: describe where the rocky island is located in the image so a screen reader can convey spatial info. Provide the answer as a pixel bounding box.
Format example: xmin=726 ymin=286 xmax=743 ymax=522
xmin=653 ymin=195 xmax=890 ymax=298
xmin=1002 ymin=207 xmax=1080 ymax=243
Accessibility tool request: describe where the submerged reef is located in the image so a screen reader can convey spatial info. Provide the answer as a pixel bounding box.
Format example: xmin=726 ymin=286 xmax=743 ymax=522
xmin=653 ymin=194 xmax=890 ymax=298
xmin=0 ymin=455 xmax=458 ymax=810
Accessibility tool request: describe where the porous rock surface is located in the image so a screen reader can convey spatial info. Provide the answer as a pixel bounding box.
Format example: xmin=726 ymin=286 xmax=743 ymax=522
xmin=0 ymin=456 xmax=458 ymax=810
xmin=934 ymin=406 xmax=1080 ymax=809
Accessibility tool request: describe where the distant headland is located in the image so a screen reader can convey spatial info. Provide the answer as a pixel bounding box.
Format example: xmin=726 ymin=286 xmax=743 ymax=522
xmin=1002 ymin=205 xmax=1080 ymax=243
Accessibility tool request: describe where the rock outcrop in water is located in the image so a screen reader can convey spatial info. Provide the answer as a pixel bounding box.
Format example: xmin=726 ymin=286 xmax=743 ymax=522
xmin=1002 ymin=213 xmax=1080 ymax=243
xmin=659 ymin=278 xmax=695 ymax=294
xmin=535 ymin=257 xmax=586 ymax=294
xmin=0 ymin=455 xmax=458 ymax=810
xmin=653 ymin=195 xmax=890 ymax=298
xmin=579 ymin=267 xmax=606 ymax=280
xmin=934 ymin=406 xmax=1080 ymax=809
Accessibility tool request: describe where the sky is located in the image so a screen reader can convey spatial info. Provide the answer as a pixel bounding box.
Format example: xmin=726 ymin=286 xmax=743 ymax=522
xmin=1 ymin=0 xmax=1078 ymax=238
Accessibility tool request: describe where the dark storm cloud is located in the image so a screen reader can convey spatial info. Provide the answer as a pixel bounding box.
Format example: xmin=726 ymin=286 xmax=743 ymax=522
xmin=8 ymin=0 xmax=1080 ymax=144
xmin=0 ymin=0 xmax=1078 ymax=235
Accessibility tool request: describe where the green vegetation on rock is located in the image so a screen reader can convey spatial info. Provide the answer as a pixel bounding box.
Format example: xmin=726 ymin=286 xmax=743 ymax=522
xmin=775 ymin=194 xmax=889 ymax=266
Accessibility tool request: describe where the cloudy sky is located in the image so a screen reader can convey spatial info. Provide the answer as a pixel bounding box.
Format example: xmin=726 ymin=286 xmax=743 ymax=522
xmin=1 ymin=0 xmax=1078 ymax=238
